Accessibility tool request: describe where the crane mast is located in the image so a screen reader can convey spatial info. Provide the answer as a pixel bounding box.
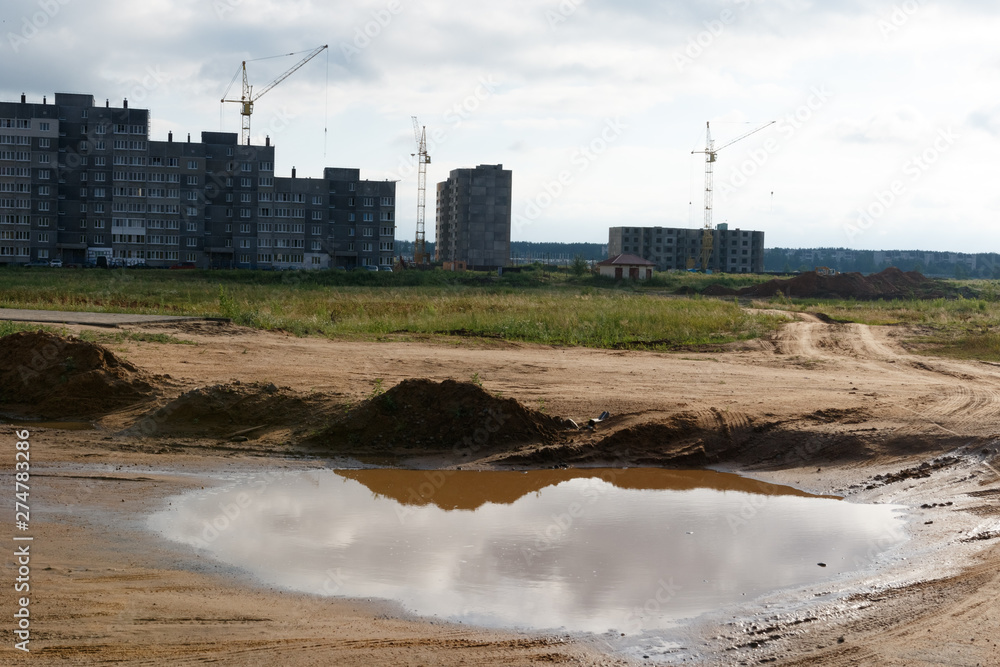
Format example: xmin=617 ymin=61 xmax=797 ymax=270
xmin=691 ymin=120 xmax=775 ymax=271
xmin=221 ymin=44 xmax=328 ymax=145
xmin=411 ymin=116 xmax=431 ymax=265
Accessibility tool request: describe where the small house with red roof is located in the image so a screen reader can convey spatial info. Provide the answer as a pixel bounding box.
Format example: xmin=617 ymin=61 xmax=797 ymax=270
xmin=596 ymin=254 xmax=656 ymax=280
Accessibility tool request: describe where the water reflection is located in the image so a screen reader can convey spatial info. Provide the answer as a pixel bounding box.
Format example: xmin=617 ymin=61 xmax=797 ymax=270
xmin=148 ymin=469 xmax=906 ymax=634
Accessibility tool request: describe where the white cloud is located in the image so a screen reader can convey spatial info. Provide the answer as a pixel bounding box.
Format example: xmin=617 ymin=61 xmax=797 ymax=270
xmin=2 ymin=0 xmax=999 ymax=250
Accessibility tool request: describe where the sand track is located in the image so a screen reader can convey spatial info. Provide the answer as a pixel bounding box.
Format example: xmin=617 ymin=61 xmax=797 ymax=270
xmin=3 ymin=315 xmax=1000 ymax=665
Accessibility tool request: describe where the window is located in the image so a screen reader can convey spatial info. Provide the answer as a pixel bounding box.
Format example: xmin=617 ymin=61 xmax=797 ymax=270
xmin=241 ymin=162 xmax=253 ymax=172
xmin=380 ymin=197 xmax=393 ymax=206
xmin=311 ymin=226 xmax=321 ymax=235
xmin=38 ymin=202 xmax=49 ymax=211
xmin=39 ymin=122 xmax=50 ymax=131
xmin=39 ymin=138 xmax=50 ymax=149
xmin=362 ymin=242 xmax=372 ymax=252
xmin=363 ymin=227 xmax=373 ymax=237
xmin=380 ymin=211 xmax=394 ymax=221
xmin=186 ymin=175 xmax=198 ymax=186
xmin=37 ymin=232 xmax=49 ymax=242
xmin=362 ymin=197 xmax=374 ymax=207
xmin=225 ymin=223 xmax=232 ymax=232
xmin=240 ymin=223 xmax=251 ymax=233
xmin=187 ymin=222 xmax=197 ymax=231
xmin=363 ymin=213 xmax=373 ymax=222
xmin=239 ymin=239 xmax=251 ymax=249
xmin=240 ymin=178 xmax=251 ymax=188
xmin=311 ymin=211 xmax=322 ymax=220
xmin=186 ymin=238 xmax=198 ymax=247
xmin=94 ymin=220 xmax=105 ymax=228
xmin=38 ymin=185 xmax=49 ymax=196
xmin=258 ymin=177 xmax=273 ymax=187
xmin=94 ymin=157 xmax=106 ymax=167
xmin=241 ymin=193 xmax=251 ymax=203
xmin=310 ymin=240 xmax=322 ymax=251
xmin=37 ymin=217 xmax=50 ymax=227
xmin=187 ymin=160 xmax=198 ymax=169
xmin=259 ymin=162 xmax=273 ymax=171
xmin=312 ymin=196 xmax=323 ymax=205
xmin=348 ymin=228 xmax=355 ymax=236
xmin=38 ymin=154 xmax=50 ymax=164
xmin=186 ymin=207 xmax=197 ymax=216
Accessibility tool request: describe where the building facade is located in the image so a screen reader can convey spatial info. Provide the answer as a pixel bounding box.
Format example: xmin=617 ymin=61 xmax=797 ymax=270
xmin=0 ymin=92 xmax=395 ymax=269
xmin=435 ymin=164 xmax=511 ymax=269
xmin=608 ymin=225 xmax=765 ymax=273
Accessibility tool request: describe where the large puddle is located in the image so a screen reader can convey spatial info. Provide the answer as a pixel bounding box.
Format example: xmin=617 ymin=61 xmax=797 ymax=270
xmin=148 ymin=468 xmax=907 ymax=634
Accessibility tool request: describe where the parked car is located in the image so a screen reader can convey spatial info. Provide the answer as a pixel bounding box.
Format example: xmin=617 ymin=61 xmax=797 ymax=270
xmin=379 ymin=266 xmax=393 ymax=272
xmin=363 ymin=265 xmax=379 ymax=272
xmin=48 ymin=259 xmax=63 ymax=268
xmin=169 ymin=262 xmax=197 ymax=270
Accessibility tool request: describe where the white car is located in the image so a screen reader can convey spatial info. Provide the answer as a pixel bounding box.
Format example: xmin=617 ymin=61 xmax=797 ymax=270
xmin=48 ymin=259 xmax=63 ymax=268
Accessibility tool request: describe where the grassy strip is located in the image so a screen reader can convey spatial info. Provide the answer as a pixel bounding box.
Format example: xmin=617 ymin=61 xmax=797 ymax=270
xmin=0 ymin=267 xmax=786 ymax=349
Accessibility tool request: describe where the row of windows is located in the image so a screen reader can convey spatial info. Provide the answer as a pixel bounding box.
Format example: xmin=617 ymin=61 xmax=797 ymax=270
xmin=0 ymin=119 xmax=32 ymax=129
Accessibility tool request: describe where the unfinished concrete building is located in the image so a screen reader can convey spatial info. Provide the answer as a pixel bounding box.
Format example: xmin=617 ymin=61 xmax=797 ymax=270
xmin=608 ymin=224 xmax=764 ymax=273
xmin=435 ymin=164 xmax=511 ymax=269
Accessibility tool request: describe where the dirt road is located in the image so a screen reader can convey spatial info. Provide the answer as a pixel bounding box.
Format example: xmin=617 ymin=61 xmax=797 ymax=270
xmin=2 ymin=315 xmax=999 ymax=665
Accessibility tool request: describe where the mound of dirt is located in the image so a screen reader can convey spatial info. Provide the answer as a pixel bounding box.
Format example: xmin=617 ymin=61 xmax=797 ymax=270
xmin=127 ymin=382 xmax=336 ymax=439
xmin=0 ymin=331 xmax=157 ymax=418
xmin=702 ymin=268 xmax=960 ymax=300
xmin=307 ymin=379 xmax=565 ymax=458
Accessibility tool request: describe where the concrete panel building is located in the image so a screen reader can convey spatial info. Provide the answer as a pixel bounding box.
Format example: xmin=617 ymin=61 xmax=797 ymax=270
xmin=608 ymin=224 xmax=765 ymax=273
xmin=435 ymin=164 xmax=511 ymax=269
xmin=0 ymin=92 xmax=395 ymax=269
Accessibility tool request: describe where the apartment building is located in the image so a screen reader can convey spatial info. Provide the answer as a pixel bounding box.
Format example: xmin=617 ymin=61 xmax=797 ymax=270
xmin=0 ymin=92 xmax=395 ymax=269
xmin=435 ymin=164 xmax=511 ymax=269
xmin=608 ymin=224 xmax=765 ymax=273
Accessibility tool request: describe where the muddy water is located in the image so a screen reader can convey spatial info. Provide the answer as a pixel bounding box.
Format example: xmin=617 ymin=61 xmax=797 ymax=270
xmin=148 ymin=469 xmax=906 ymax=634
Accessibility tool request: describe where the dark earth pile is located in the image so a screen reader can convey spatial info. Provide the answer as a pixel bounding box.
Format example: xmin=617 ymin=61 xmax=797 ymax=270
xmin=308 ymin=378 xmax=565 ymax=457
xmin=698 ymin=268 xmax=961 ymax=300
xmin=127 ymin=382 xmax=336 ymax=439
xmin=0 ymin=331 xmax=157 ymax=418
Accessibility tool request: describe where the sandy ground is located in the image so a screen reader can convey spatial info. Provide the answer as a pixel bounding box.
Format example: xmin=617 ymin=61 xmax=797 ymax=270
xmin=2 ymin=315 xmax=1000 ymax=665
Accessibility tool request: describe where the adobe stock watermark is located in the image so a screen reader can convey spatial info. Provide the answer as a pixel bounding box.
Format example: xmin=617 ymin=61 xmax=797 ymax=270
xmin=877 ymin=0 xmax=922 ymax=40
xmin=6 ymin=0 xmax=74 ymax=53
xmin=512 ymin=116 xmax=628 ymax=233
xmin=844 ymin=126 xmax=959 ymax=242
xmin=340 ymin=0 xmax=405 ymax=63
xmin=673 ymin=0 xmax=757 ymax=71
xmin=212 ymin=0 xmax=243 ymax=19
xmin=546 ymin=0 xmax=586 ymax=31
xmin=390 ymin=74 xmax=500 ymax=181
xmin=717 ymin=85 xmax=832 ymax=202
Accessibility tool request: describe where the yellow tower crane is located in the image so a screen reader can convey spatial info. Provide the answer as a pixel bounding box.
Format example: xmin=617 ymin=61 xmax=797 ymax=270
xmin=221 ymin=44 xmax=328 ymax=146
xmin=691 ymin=120 xmax=774 ymax=271
xmin=411 ymin=116 xmax=431 ymax=265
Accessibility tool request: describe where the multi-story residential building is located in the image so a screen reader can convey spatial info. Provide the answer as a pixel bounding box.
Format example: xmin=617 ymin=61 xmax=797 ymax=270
xmin=608 ymin=224 xmax=765 ymax=273
xmin=0 ymin=92 xmax=395 ymax=269
xmin=435 ymin=164 xmax=511 ymax=269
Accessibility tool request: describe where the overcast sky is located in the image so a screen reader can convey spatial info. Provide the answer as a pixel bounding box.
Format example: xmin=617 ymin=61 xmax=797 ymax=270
xmin=2 ymin=0 xmax=997 ymax=252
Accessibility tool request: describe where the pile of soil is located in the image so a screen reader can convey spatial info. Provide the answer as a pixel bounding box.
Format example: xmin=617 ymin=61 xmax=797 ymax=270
xmin=0 ymin=331 xmax=157 ymax=418
xmin=127 ymin=382 xmax=336 ymax=439
xmin=699 ymin=268 xmax=959 ymax=300
xmin=307 ymin=379 xmax=565 ymax=458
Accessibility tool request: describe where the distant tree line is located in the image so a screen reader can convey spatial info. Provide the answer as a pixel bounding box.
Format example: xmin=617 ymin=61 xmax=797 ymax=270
xmin=764 ymin=247 xmax=1000 ymax=279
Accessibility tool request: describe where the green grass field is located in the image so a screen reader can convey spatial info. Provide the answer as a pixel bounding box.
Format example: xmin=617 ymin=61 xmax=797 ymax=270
xmin=0 ymin=266 xmax=783 ymax=349
xmin=2 ymin=266 xmax=998 ymax=358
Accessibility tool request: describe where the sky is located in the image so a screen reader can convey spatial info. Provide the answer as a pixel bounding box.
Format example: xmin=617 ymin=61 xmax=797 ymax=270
xmin=2 ymin=0 xmax=998 ymax=252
